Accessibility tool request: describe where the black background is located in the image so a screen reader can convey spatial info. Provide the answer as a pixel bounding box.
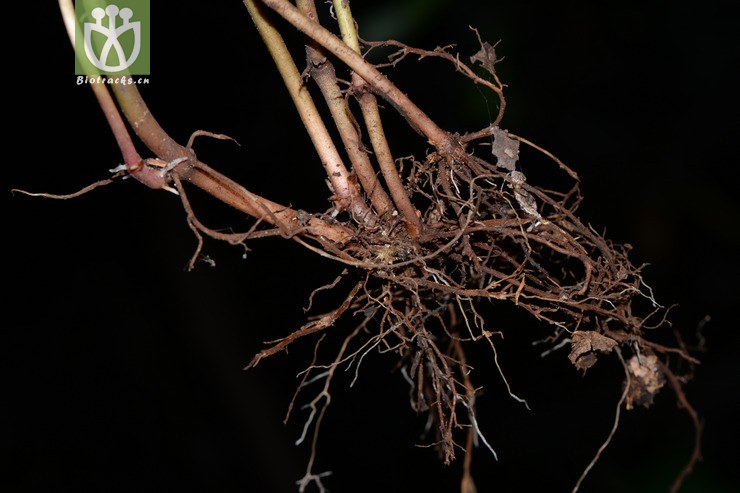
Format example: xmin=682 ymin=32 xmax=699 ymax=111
xmin=4 ymin=1 xmax=739 ymax=492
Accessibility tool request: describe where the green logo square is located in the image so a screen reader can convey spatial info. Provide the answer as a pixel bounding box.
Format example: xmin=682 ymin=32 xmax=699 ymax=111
xmin=74 ymin=0 xmax=150 ymax=75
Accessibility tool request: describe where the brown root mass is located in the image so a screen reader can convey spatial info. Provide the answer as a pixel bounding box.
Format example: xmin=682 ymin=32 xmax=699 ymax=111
xmin=248 ymin=121 xmax=699 ymax=490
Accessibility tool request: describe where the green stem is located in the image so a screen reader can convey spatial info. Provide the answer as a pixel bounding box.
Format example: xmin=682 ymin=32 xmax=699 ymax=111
xmin=331 ymin=0 xmax=361 ymax=52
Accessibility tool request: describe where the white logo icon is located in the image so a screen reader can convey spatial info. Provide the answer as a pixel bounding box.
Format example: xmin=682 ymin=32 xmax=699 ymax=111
xmin=83 ymin=4 xmax=141 ymax=72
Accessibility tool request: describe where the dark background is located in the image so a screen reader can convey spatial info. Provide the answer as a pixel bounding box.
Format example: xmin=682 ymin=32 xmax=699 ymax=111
xmin=4 ymin=1 xmax=738 ymax=492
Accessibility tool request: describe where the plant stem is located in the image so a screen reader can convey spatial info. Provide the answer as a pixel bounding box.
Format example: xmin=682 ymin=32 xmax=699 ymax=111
xmin=259 ymin=0 xmax=453 ymax=153
xmin=59 ymin=0 xmax=350 ymax=244
xmin=187 ymin=164 xmax=352 ymax=244
xmin=106 ymin=77 xmax=353 ymax=243
xmin=110 ymin=84 xmax=183 ymax=162
xmin=58 ymin=0 xmax=167 ymax=190
xmin=331 ymin=0 xmax=361 ymax=53
xmin=244 ymin=0 xmax=374 ymax=224
xmin=332 ymin=0 xmax=422 ymax=237
xmin=297 ymin=0 xmax=394 ymax=218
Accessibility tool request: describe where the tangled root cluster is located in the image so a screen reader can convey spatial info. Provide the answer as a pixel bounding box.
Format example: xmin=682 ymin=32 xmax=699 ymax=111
xmin=235 ymin=27 xmax=699 ymax=493
xmin=248 ymin=123 xmax=699 ymax=487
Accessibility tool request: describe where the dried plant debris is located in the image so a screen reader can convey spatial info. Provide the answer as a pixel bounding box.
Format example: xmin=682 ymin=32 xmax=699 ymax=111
xmin=490 ymin=127 xmax=519 ymax=171
xmin=470 ymin=41 xmax=501 ymax=75
xmin=506 ymin=170 xmax=541 ymax=219
xmin=569 ymin=331 xmax=618 ymax=371
xmin=625 ymin=353 xmax=665 ymax=410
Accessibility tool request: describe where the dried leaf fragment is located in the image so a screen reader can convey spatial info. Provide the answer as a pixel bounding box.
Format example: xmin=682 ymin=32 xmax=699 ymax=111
xmin=568 ymin=331 xmax=618 ymax=371
xmin=470 ymin=41 xmax=500 ymax=75
xmin=491 ymin=127 xmax=520 ymax=171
